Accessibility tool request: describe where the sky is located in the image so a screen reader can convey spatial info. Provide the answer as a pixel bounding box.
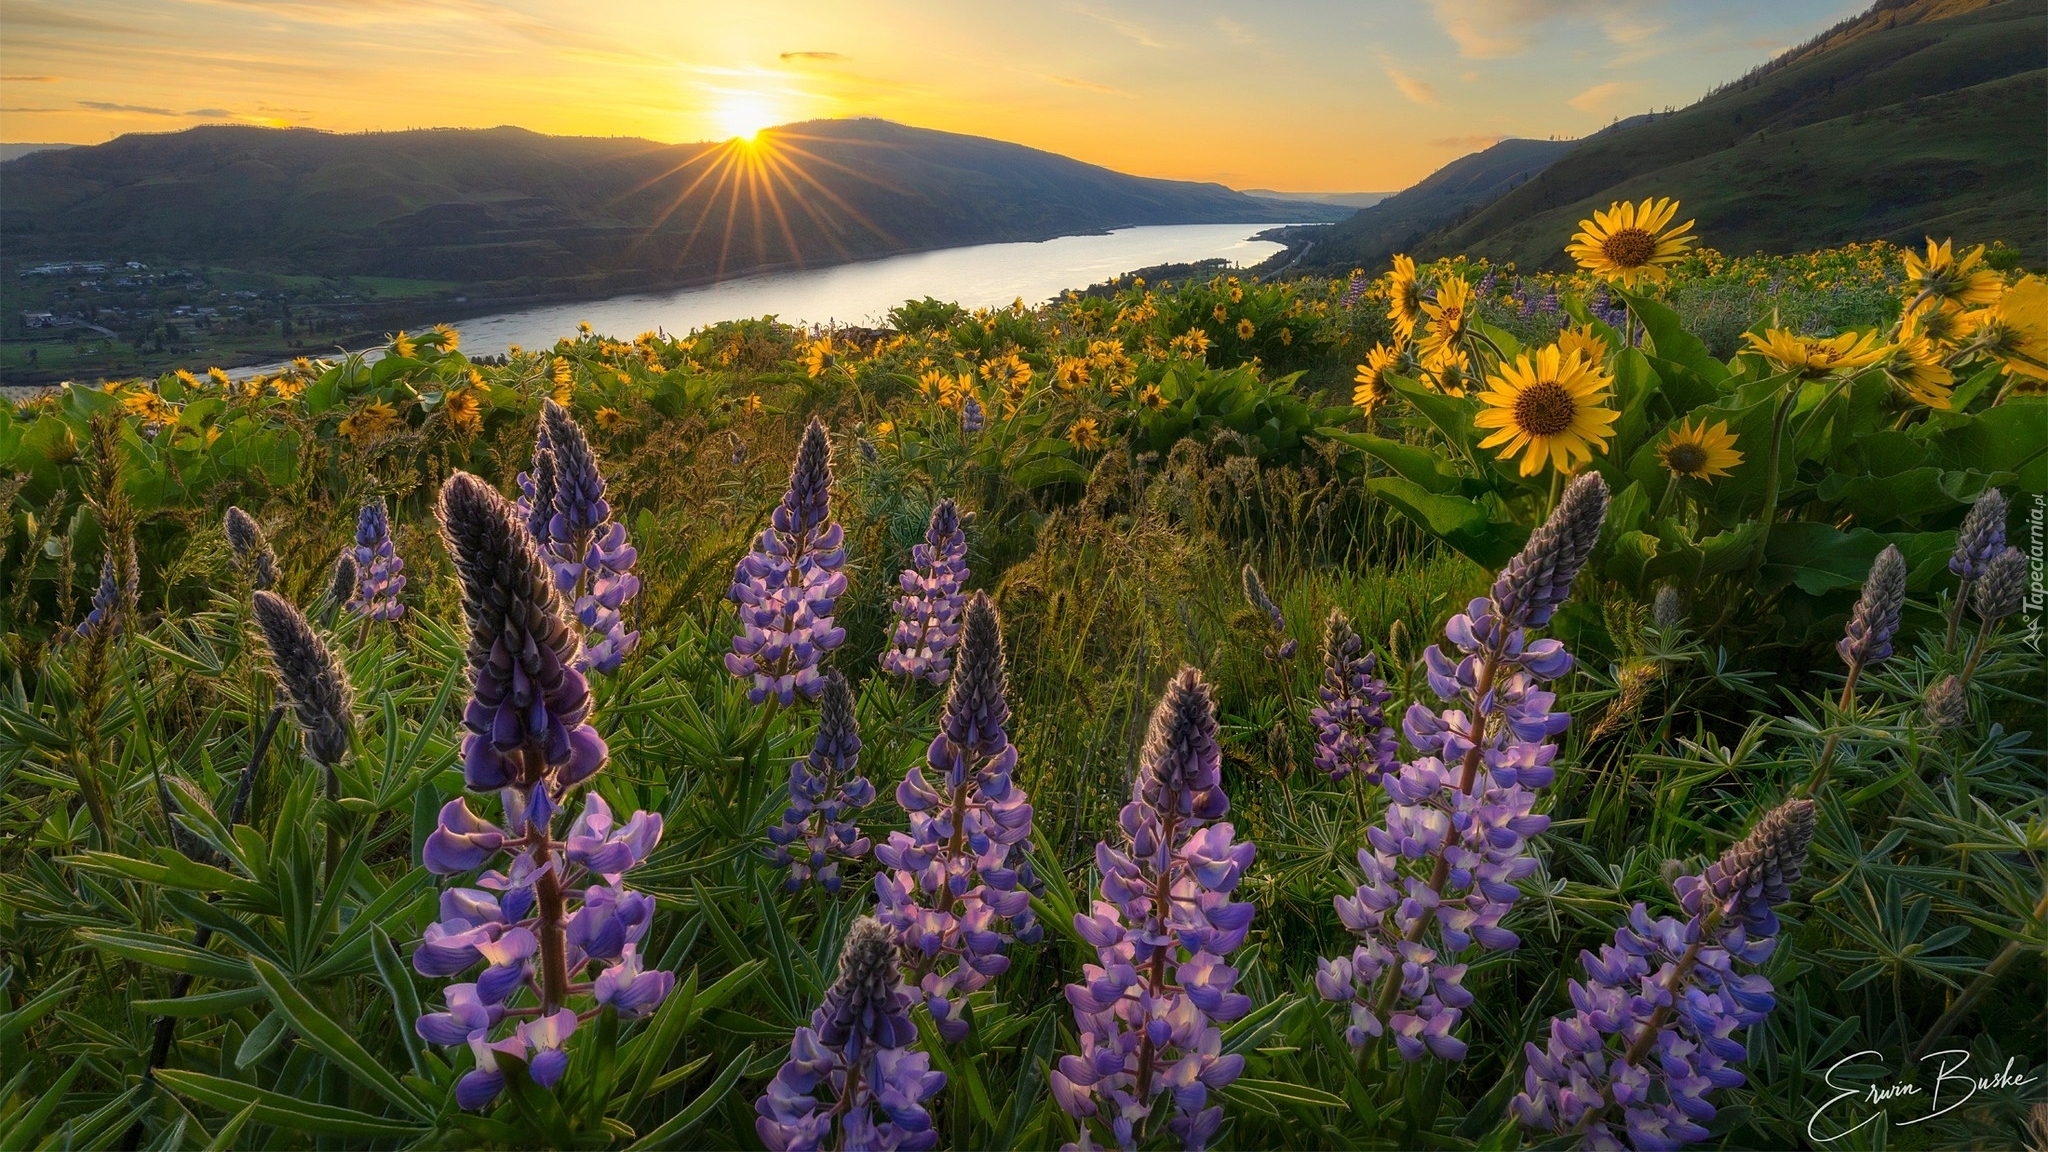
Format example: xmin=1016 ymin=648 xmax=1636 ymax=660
xmin=0 ymin=0 xmax=1872 ymax=191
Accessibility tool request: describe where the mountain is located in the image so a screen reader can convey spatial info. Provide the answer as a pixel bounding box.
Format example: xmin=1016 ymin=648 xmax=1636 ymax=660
xmin=1422 ymin=0 xmax=2044 ymax=267
xmin=1242 ymin=189 xmax=1392 ymax=210
xmin=0 ymin=144 xmax=74 ymax=164
xmin=0 ymin=119 xmax=1344 ymax=294
xmin=1260 ymin=137 xmax=1581 ymax=274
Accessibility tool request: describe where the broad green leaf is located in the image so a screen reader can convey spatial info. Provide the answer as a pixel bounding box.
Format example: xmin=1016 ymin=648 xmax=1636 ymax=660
xmin=248 ymin=954 xmax=435 ymax=1119
xmin=156 ymin=1071 xmax=427 ymax=1138
xmin=1366 ymin=477 xmax=1525 ymax=568
xmin=1316 ymin=428 xmax=1474 ymax=496
xmin=78 ymin=929 xmax=253 ymax=983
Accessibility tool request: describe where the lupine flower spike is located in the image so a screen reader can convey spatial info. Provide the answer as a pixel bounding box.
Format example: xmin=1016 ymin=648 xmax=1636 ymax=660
xmin=881 ymin=498 xmax=970 ymax=685
xmin=1317 ymin=472 xmax=1607 ymax=1064
xmin=962 ymin=393 xmax=986 ymax=434
xmin=1808 ymin=544 xmax=1905 ymax=797
xmin=349 ymin=497 xmax=406 ymax=621
xmin=1958 ymin=545 xmax=2025 ymax=688
xmin=756 ymin=917 xmax=946 ymax=1151
xmin=223 ymin=506 xmax=277 ymax=591
xmin=75 ymin=537 xmax=138 ymax=641
xmin=1054 ymin=667 xmax=1255 ymax=1152
xmin=1310 ymin=609 xmax=1397 ymax=789
xmin=875 ymin=592 xmax=1040 ymax=1042
xmin=768 ymin=669 xmax=876 ymax=892
xmin=1945 ymin=488 xmax=2005 ymax=652
xmin=1242 ymin=565 xmax=1296 ymax=660
xmin=250 ymin=591 xmax=354 ymax=768
xmin=1512 ymin=798 xmax=1817 ymax=1150
xmin=727 ymin=417 xmax=849 ymax=704
xmin=414 ymin=472 xmax=671 ymax=1112
xmin=540 ymin=401 xmax=640 ymax=673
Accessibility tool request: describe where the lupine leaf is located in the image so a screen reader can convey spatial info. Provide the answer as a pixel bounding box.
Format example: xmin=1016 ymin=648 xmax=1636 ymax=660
xmin=622 ymin=1045 xmax=750 ymax=1152
xmin=246 ymin=954 xmax=436 ymax=1119
xmin=156 ymin=1071 xmax=427 ymax=1138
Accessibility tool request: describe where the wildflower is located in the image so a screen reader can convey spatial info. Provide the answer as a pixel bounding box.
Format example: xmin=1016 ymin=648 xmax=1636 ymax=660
xmin=755 ymin=917 xmax=945 ymax=1151
xmin=1473 ymin=345 xmax=1619 ymax=477
xmin=1067 ymin=416 xmax=1104 ymax=452
xmin=348 ymin=498 xmax=406 ymax=622
xmin=1964 ymin=275 xmax=2048 ymax=381
xmin=539 ymin=401 xmax=640 ymax=674
xmin=881 ymin=499 xmax=970 ymax=685
xmin=1212 ymin=303 xmax=1229 ymax=324
xmin=1923 ymin=675 xmax=1970 ymax=729
xmin=768 ymin=670 xmax=876 ymax=892
xmin=550 ymin=357 xmax=574 ymax=404
xmin=1879 ymin=331 xmax=1955 ymax=407
xmin=1427 ymin=344 xmax=1473 ymax=396
xmin=1567 ymin=197 xmax=1697 ymax=287
xmin=1972 ymin=546 xmax=2024 ymax=625
xmin=1236 ymin=318 xmax=1255 ymax=340
xmin=1838 ymin=544 xmax=1906 ymax=670
xmin=593 ymin=405 xmax=623 ymax=433
xmin=223 ymin=506 xmax=277 ymax=590
xmin=1054 ymin=667 xmax=1253 ymax=1151
xmin=338 ymin=399 xmax=401 ymax=445
xmin=1056 ymin=356 xmax=1090 ymax=393
xmin=801 ymin=335 xmax=836 ymax=378
xmin=75 ymin=537 xmax=139 ymax=641
xmin=250 ymin=591 xmax=354 ymax=767
xmin=962 ymin=393 xmax=986 ymax=434
xmin=392 ymin=330 xmax=417 ymax=358
xmin=206 ymin=366 xmax=230 ymax=388
xmin=1950 ymin=489 xmax=2008 ymax=582
xmin=1138 ymin=383 xmax=1166 ymax=410
xmin=431 ymin=322 xmax=461 ymax=352
xmin=1353 ymin=344 xmax=1398 ymax=414
xmin=1279 ymin=326 xmax=1293 ymax=346
xmin=726 ymin=417 xmax=848 ymax=705
xmin=1242 ymin=565 xmax=1295 ymax=660
xmin=443 ymin=388 xmax=483 ymax=435
xmin=1311 ymin=610 xmax=1396 ymax=785
xmin=1385 ymin=254 xmax=1424 ymax=340
xmin=1653 ymin=583 xmax=1683 ymax=630
xmin=1511 ymin=798 xmax=1816 ymax=1148
xmin=874 ymin=593 xmax=1040 ymax=1042
xmin=1902 ymin=238 xmax=2002 ymax=311
xmin=1317 ymin=475 xmax=1606 ymax=1063
xmin=1419 ymin=276 xmax=1473 ymax=364
xmin=1173 ymin=327 xmax=1211 ymax=359
xmin=121 ymin=390 xmax=178 ymax=430
xmin=324 ymin=551 xmax=359 ymax=620
xmin=1555 ymin=323 xmax=1611 ymax=366
xmin=417 ymin=472 xmax=670 ymax=1110
xmin=1657 ymin=417 xmax=1743 ymax=481
xmin=1741 ymin=329 xmax=1887 ymax=380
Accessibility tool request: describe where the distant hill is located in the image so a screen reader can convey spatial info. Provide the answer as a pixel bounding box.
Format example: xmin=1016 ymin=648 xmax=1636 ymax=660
xmin=1423 ymin=0 xmax=2044 ymax=266
xmin=1243 ymin=189 xmax=1392 ymax=210
xmin=1262 ymin=137 xmax=1582 ymax=274
xmin=0 ymin=143 xmax=74 ymax=164
xmin=0 ymin=119 xmax=1343 ymax=293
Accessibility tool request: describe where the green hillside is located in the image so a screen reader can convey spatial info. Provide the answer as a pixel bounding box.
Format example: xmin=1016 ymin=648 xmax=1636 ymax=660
xmin=0 ymin=118 xmax=1342 ymax=293
xmin=1422 ymin=0 xmax=2045 ymax=266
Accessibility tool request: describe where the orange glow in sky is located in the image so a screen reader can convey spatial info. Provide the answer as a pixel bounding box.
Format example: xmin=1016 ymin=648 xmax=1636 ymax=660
xmin=0 ymin=0 xmax=1868 ymax=191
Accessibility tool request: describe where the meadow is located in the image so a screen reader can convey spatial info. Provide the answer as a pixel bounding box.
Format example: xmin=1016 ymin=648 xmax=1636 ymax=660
xmin=0 ymin=209 xmax=2043 ymax=1151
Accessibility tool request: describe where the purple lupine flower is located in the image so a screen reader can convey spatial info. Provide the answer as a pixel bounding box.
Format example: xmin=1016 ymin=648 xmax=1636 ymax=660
xmin=962 ymin=394 xmax=985 ymax=435
xmin=348 ymin=497 xmax=406 ymax=622
xmin=756 ymin=917 xmax=946 ymax=1152
xmin=1316 ymin=474 xmax=1607 ymax=1064
xmin=1539 ymin=287 xmax=1559 ymax=315
xmin=516 ymin=416 xmax=555 ymax=539
xmin=250 ymin=590 xmax=355 ymax=768
xmin=224 ymin=507 xmax=277 ymax=591
xmin=768 ymin=669 xmax=876 ymax=892
xmin=1310 ymin=610 xmax=1396 ymax=785
xmin=726 ymin=417 xmax=849 ymax=705
xmin=874 ymin=592 xmax=1039 ymax=1043
xmin=1476 ymin=268 xmax=1499 ymax=297
xmin=1340 ymin=273 xmax=1369 ymax=309
xmin=539 ymin=401 xmax=640 ymax=674
xmin=1948 ymin=489 xmax=2006 ymax=581
xmin=1972 ymin=546 xmax=2024 ymax=623
xmin=881 ymin=499 xmax=970 ymax=685
xmin=75 ymin=537 xmax=138 ymax=640
xmin=1520 ymin=289 xmax=1539 ymax=319
xmin=1837 ymin=544 xmax=1905 ymax=669
xmin=1511 ymin=798 xmax=1816 ymax=1149
xmin=1053 ymin=667 xmax=1255 ymax=1152
xmin=1243 ymin=565 xmax=1297 ymax=660
xmin=414 ymin=472 xmax=671 ymax=1112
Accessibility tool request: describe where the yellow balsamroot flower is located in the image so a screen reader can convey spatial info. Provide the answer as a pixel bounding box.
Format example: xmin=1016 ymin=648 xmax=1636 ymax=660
xmin=467 ymin=368 xmax=490 ymax=391
xmin=1656 ymin=417 xmax=1743 ymax=480
xmin=1902 ymin=298 xmax=1966 ymax=351
xmin=1741 ymin=329 xmax=1888 ymax=380
xmin=1353 ymin=343 xmax=1399 ymax=415
xmin=1419 ymin=276 xmax=1473 ymax=363
xmin=1236 ymin=318 xmax=1255 ymax=340
xmin=741 ymin=393 xmax=763 ymax=413
xmin=578 ymin=321 xmax=593 ymax=335
xmin=1567 ymin=198 xmax=1696 ymax=287
xmin=1138 ymin=383 xmax=1167 ymax=411
xmin=551 ymin=357 xmax=576 ymax=404
xmin=1171 ymin=328 xmax=1211 ymax=359
xmin=444 ymin=389 xmax=483 ymax=434
xmin=1278 ymin=327 xmax=1293 ymax=346
xmin=1067 ymin=416 xmax=1104 ymax=452
xmin=121 ymin=390 xmax=178 ymax=428
xmin=1384 ymin=254 xmax=1424 ymax=340
xmin=1902 ymin=238 xmax=2002 ymax=311
xmin=872 ymin=420 xmax=895 ymax=437
xmin=917 ymin=368 xmax=951 ymax=402
xmin=1229 ymin=286 xmax=1244 ymax=304
xmin=1426 ymin=344 xmax=1472 ymax=397
xmin=1212 ymin=303 xmax=1229 ymax=324
xmin=392 ymin=330 xmax=417 ymax=358
xmin=1054 ymin=356 xmax=1090 ymax=393
xmin=339 ymin=399 xmax=401 ymax=445
xmin=1474 ymin=345 xmax=1619 ymax=477
xmin=292 ymin=357 xmax=313 ymax=373
xmin=1555 ymin=323 xmax=1611 ymax=366
xmin=1964 ymin=274 xmax=2048 ymax=381
xmin=207 ymin=366 xmax=230 ymax=388
xmin=982 ymin=351 xmax=1033 ymax=390
xmin=174 ymin=368 xmax=199 ymax=389
xmin=271 ymin=375 xmax=304 ymax=400
xmin=431 ymin=322 xmax=461 ymax=352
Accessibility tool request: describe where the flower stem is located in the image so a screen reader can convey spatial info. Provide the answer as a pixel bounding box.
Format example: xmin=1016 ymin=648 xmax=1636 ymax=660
xmin=1801 ymin=664 xmax=1861 ymax=799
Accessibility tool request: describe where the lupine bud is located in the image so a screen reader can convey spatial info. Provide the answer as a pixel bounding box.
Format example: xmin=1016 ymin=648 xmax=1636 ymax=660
xmin=326 ymin=550 xmax=359 ymax=612
xmin=962 ymin=393 xmax=985 ymax=434
xmin=1513 ymin=799 xmax=1815 ymax=1148
xmin=224 ymin=506 xmax=277 ymax=590
xmin=1310 ymin=610 xmax=1396 ymax=785
xmin=768 ymin=669 xmax=875 ymax=892
xmin=1949 ymin=488 xmax=2007 ymax=580
xmin=250 ymin=590 xmax=354 ymax=767
xmin=1838 ymin=544 xmax=1906 ymax=668
xmin=875 ymin=592 xmax=1039 ymax=1042
xmin=1243 ymin=564 xmax=1285 ymax=632
xmin=1653 ymin=583 xmax=1683 ymax=630
xmin=1923 ymin=675 xmax=1970 ymax=729
xmin=1493 ymin=472 xmax=1608 ymax=629
xmin=517 ymin=417 xmax=556 ymax=542
xmin=75 ymin=538 xmax=137 ymax=640
xmin=349 ymin=497 xmax=406 ymax=621
xmin=539 ymin=401 xmax=640 ymax=673
xmin=726 ymin=417 xmax=849 ymax=704
xmin=881 ymin=499 xmax=970 ymax=685
xmin=1054 ymin=667 xmax=1253 ymax=1152
xmin=756 ymin=917 xmax=945 ymax=1152
xmin=1972 ymin=546 xmax=2024 ymax=623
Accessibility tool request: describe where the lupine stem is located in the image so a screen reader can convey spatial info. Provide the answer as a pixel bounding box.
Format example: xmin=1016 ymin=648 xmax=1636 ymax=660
xmin=1802 ymin=663 xmax=1861 ymax=799
xmin=1911 ymin=885 xmax=2048 ymax=1061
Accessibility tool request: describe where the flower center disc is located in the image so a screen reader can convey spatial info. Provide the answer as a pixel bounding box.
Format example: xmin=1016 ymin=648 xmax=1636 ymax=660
xmin=1512 ymin=380 xmax=1579 ymax=436
xmin=1601 ymin=227 xmax=1658 ymax=269
xmin=1665 ymin=442 xmax=1708 ymax=474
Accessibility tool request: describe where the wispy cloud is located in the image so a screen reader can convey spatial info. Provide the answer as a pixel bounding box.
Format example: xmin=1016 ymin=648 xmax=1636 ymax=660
xmin=1567 ymin=81 xmax=1640 ymax=114
xmin=2 ymin=75 xmax=63 ymax=82
xmin=75 ymin=100 xmax=233 ymax=117
xmin=1384 ymin=64 xmax=1438 ymax=106
xmin=1214 ymin=16 xmax=1258 ymax=46
xmin=780 ymin=51 xmax=846 ymax=62
xmin=1428 ymin=0 xmax=1670 ymax=60
xmin=1047 ymin=75 xmax=1125 ymax=96
xmin=1067 ymin=5 xmax=1169 ymax=49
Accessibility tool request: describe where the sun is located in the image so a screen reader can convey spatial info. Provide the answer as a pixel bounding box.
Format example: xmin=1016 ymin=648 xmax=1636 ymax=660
xmin=713 ymin=94 xmax=779 ymax=142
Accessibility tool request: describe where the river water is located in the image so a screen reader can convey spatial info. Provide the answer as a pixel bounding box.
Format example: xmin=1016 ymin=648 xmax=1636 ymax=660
xmin=266 ymin=223 xmax=1289 ymax=371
